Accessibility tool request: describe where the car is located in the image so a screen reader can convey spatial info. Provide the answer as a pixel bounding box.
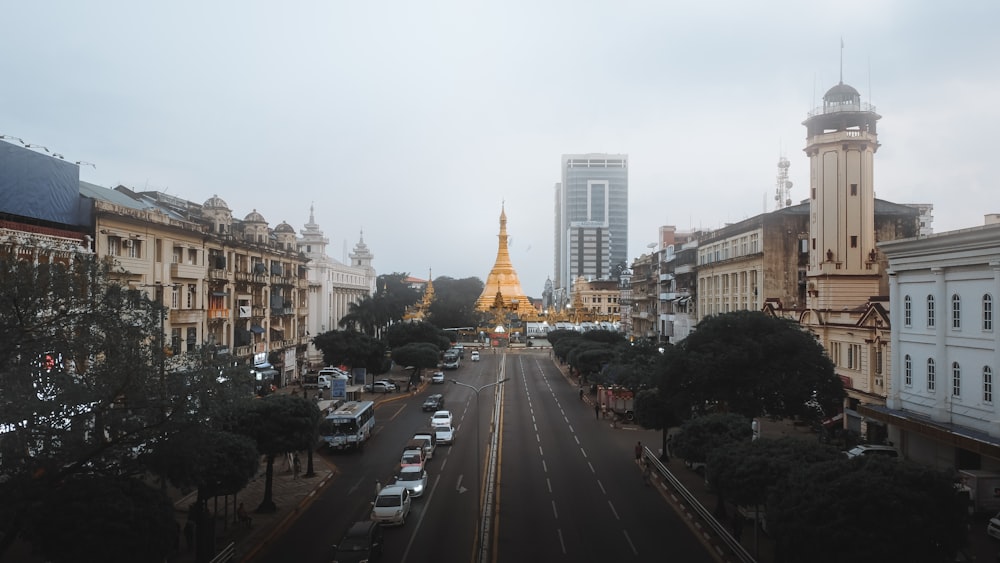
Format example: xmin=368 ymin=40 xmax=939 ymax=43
xmin=470 ymin=350 xmax=480 ymax=361
xmin=393 ymin=466 xmax=428 ymax=498
xmin=400 ymin=449 xmax=425 ymax=470
xmin=365 ymin=380 xmax=397 ymax=393
xmin=422 ymin=394 xmax=444 ymax=411
xmin=332 ymin=520 xmax=383 ymax=563
xmin=431 ymin=371 xmax=445 ymax=384
xmin=844 ymin=444 xmax=901 ymax=459
xmin=434 ymin=426 xmax=455 ymax=445
xmin=430 ymin=410 xmax=453 ymax=428
xmin=370 ymin=485 xmax=411 ymax=526
xmin=988 ymin=512 xmax=1000 ymax=540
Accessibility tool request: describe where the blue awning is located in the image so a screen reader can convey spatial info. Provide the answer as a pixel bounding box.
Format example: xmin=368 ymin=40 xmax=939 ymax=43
xmin=249 ymin=325 xmax=265 ymax=334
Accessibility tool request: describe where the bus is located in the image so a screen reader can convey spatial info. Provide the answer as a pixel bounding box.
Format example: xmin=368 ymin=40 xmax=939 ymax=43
xmin=320 ymin=400 xmax=375 ymax=451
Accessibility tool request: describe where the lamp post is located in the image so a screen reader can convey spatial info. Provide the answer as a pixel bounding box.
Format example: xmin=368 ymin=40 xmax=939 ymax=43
xmin=451 ymin=377 xmax=509 ymax=543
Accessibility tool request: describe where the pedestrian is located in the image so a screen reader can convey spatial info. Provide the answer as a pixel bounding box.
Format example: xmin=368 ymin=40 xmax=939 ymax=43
xmin=641 ymin=459 xmax=652 ymax=486
xmin=595 ymin=402 xmax=600 ymax=420
xmin=635 ymin=441 xmax=643 ymax=462
xmin=375 ymin=479 xmax=382 ymax=496
xmin=237 ymin=502 xmax=252 ymax=528
xmin=665 ymin=434 xmax=673 ymax=462
xmin=183 ymin=519 xmax=195 ymax=552
xmin=293 ymin=453 xmax=301 ymax=479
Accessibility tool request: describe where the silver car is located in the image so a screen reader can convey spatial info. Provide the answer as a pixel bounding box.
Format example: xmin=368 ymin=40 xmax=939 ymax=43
xmin=393 ymin=466 xmax=428 ymax=498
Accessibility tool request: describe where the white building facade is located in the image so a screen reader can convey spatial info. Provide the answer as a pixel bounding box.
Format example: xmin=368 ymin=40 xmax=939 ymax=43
xmin=863 ymin=223 xmax=1000 ymax=469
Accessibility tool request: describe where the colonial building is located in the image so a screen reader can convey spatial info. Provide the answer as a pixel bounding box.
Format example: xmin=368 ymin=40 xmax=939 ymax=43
xmin=569 ymin=277 xmax=620 ymax=319
xmin=628 ymin=251 xmax=658 ymax=341
xmin=861 ymin=221 xmax=1000 ymax=469
xmin=85 ymin=186 xmax=312 ymax=386
xmin=299 ymin=205 xmax=376 ymax=364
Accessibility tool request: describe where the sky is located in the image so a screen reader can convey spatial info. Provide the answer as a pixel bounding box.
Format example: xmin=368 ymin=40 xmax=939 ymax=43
xmin=3 ymin=1 xmax=998 ymax=298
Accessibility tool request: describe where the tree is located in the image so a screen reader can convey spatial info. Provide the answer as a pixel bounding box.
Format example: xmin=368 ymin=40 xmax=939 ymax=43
xmin=391 ymin=342 xmax=442 ymax=386
xmin=671 ymin=412 xmax=753 ymax=468
xmin=706 ymin=437 xmax=843 ymax=508
xmin=0 ymin=255 xmax=205 ymax=558
xmin=768 ymin=457 xmax=968 ymax=563
xmin=236 ymin=394 xmax=321 ymax=512
xmin=634 ymin=387 xmax=685 ymax=461
xmin=383 ymin=321 xmax=450 ymax=351
xmin=338 ymin=273 xmax=421 ymax=337
xmin=143 ymin=427 xmax=259 ymax=562
xmin=667 ymin=311 xmax=844 ymax=419
xmin=22 ymin=474 xmax=176 ymax=563
xmin=427 ymin=276 xmax=485 ymax=329
xmin=312 ymin=329 xmax=388 ymax=376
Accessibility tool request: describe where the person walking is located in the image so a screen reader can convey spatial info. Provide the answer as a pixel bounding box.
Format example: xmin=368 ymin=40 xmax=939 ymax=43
xmin=595 ymin=402 xmax=600 ymax=420
xmin=634 ymin=441 xmax=643 ymax=462
xmin=293 ymin=453 xmax=301 ymax=479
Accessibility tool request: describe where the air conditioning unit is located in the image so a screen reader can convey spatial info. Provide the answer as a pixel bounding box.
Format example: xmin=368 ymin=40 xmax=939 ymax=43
xmin=123 ymin=239 xmax=134 ymax=248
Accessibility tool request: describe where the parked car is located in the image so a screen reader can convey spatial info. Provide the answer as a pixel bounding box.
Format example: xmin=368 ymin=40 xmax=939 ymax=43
xmin=470 ymin=350 xmax=480 ymax=362
xmin=987 ymin=511 xmax=1000 ymax=540
xmin=332 ymin=520 xmax=383 ymax=563
xmin=422 ymin=394 xmax=444 ymax=411
xmin=434 ymin=426 xmax=455 ymax=445
xmin=400 ymin=449 xmax=425 ymax=470
xmin=371 ymin=485 xmax=411 ymax=526
xmin=365 ymin=380 xmax=397 ymax=393
xmin=844 ymin=444 xmax=900 ymax=459
xmin=431 ymin=371 xmax=445 ymax=384
xmin=430 ymin=410 xmax=453 ymax=428
xmin=393 ymin=466 xmax=428 ymax=498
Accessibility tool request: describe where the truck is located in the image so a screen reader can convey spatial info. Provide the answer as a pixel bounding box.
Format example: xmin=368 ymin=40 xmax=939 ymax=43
xmin=597 ymin=385 xmax=635 ymax=422
xmin=957 ymin=469 xmax=1000 ymax=513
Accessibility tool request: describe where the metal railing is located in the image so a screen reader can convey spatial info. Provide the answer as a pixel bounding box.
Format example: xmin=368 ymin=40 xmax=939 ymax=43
xmin=209 ymin=541 xmax=235 ymax=563
xmin=642 ymin=449 xmax=756 ymax=563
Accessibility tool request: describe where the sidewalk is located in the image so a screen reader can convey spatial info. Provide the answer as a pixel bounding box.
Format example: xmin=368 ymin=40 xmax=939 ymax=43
xmin=169 ymin=371 xmax=426 ymax=563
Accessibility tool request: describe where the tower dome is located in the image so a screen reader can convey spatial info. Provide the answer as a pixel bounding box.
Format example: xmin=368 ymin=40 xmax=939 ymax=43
xmin=823 ymin=82 xmax=860 ymax=104
xmin=203 ymin=194 xmax=230 ymax=210
xmin=274 ymin=221 xmax=295 ymax=234
xmin=244 ymin=209 xmax=267 ymax=223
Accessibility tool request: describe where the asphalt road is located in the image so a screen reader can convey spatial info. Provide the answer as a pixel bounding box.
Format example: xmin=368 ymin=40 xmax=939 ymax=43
xmin=248 ymin=350 xmax=718 ymax=563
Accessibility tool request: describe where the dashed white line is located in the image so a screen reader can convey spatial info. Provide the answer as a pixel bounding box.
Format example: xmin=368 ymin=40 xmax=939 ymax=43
xmin=542 ymin=459 xmax=548 ymax=473
xmin=546 ymin=477 xmax=553 ymax=493
xmin=551 ymin=500 xmax=559 ymax=519
xmin=607 ymin=500 xmax=620 ymax=520
xmin=597 ymin=480 xmax=606 ymax=494
xmin=622 ymin=530 xmax=638 ymax=555
xmin=557 ymin=529 xmax=566 ymax=554
xmin=588 ymin=461 xmax=596 ymax=473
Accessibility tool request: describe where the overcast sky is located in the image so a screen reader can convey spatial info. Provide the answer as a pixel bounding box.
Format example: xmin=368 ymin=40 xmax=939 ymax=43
xmin=4 ymin=1 xmax=997 ymax=297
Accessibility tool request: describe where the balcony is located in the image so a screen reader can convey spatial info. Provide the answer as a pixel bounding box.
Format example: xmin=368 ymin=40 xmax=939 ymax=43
xmin=235 ymin=271 xmax=267 ymax=284
xmin=297 ymin=306 xmax=309 ymax=317
xmin=170 ymin=262 xmax=203 ymax=279
xmin=659 ymin=273 xmax=674 ymax=282
xmin=209 ymin=268 xmax=228 ymax=281
xmin=659 ymin=292 xmax=677 ymax=301
xmin=208 ymin=308 xmax=230 ymax=321
xmin=170 ymin=308 xmax=203 ymax=324
xmin=674 ymin=264 xmax=693 ymax=275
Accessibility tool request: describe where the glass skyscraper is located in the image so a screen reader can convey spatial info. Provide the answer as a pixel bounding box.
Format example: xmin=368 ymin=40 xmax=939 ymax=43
xmin=554 ymin=154 xmax=628 ymax=294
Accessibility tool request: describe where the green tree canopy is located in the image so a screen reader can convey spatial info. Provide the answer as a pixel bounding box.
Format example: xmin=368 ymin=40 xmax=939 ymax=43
xmin=391 ymin=342 xmax=442 ymax=383
xmin=706 ymin=437 xmax=843 ymax=507
xmin=667 ymin=311 xmax=845 ymax=419
xmin=23 ymin=474 xmax=176 ymax=563
xmin=383 ymin=321 xmax=450 ymax=350
xmin=671 ymin=412 xmax=753 ymax=465
xmin=427 ymin=276 xmax=485 ymax=329
xmin=312 ymin=328 xmax=388 ymax=375
xmin=768 ymin=457 xmax=968 ymax=563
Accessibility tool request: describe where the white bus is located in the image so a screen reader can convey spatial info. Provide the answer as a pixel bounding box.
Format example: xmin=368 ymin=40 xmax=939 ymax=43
xmin=320 ymin=400 xmax=375 ymax=451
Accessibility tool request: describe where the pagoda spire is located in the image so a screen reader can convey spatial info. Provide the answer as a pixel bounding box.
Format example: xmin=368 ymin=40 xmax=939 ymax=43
xmin=475 ymin=205 xmax=534 ymax=318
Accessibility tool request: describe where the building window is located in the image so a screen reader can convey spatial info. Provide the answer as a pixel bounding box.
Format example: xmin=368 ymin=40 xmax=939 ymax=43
xmin=952 ymin=362 xmax=961 ymax=397
xmin=850 ymin=183 xmax=858 ymax=196
xmin=847 ymin=344 xmax=861 ymax=370
xmin=850 ymin=236 xmax=858 ymax=248
xmin=904 ymin=355 xmax=912 ymax=386
xmin=812 ymin=187 xmax=816 ymax=199
xmin=985 ymin=294 xmax=994 ymax=331
xmin=952 ymin=294 xmax=961 ymax=329
xmin=986 ymin=366 xmax=994 ymax=404
xmin=904 ymin=295 xmax=912 ymax=327
xmin=927 ymin=295 xmax=936 ymax=328
xmin=927 ymin=358 xmax=936 ymax=392
xmin=830 ymin=342 xmax=841 ymax=366
xmin=874 ymin=346 xmax=883 ymax=375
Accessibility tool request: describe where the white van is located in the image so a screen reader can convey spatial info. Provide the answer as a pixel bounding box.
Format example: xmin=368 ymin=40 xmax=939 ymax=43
xmin=318 ymin=367 xmax=350 ymax=389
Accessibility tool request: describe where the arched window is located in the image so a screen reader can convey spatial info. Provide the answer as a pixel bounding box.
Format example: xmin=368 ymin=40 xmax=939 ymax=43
xmin=985 ymin=294 xmax=994 ymax=331
xmin=904 ymin=355 xmax=912 ymax=386
xmin=952 ymin=362 xmax=961 ymax=397
xmin=984 ymin=366 xmax=993 ymax=404
xmin=952 ymin=294 xmax=962 ymax=329
xmin=927 ymin=295 xmax=936 ymax=328
xmin=904 ymin=295 xmax=912 ymax=327
xmin=927 ymin=358 xmax=936 ymax=392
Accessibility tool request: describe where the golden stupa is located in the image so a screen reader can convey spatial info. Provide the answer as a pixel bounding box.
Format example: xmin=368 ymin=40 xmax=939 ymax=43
xmin=402 ymin=270 xmax=435 ymax=322
xmin=475 ymin=205 xmax=536 ymax=318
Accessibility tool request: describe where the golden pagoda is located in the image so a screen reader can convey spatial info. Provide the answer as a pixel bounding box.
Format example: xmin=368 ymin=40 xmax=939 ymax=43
xmin=403 ymin=270 xmax=435 ymax=322
xmin=475 ymin=205 xmax=537 ymax=319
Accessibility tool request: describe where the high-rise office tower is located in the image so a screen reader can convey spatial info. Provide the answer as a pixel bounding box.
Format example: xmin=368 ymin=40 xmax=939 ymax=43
xmin=554 ymin=154 xmax=628 ymax=295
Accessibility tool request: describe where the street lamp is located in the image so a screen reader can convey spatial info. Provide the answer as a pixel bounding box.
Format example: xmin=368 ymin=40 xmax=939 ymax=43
xmin=452 ymin=376 xmax=510 ymax=554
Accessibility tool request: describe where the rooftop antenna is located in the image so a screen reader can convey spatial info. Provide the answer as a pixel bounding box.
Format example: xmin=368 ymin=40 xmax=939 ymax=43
xmin=775 ymin=156 xmax=792 ymax=210
xmin=839 ymin=36 xmax=844 ymax=84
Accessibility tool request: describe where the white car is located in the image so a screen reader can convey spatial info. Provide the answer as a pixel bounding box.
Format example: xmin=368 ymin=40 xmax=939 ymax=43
xmin=371 ymin=485 xmax=411 ymax=526
xmin=366 ymin=380 xmax=397 ymax=393
xmin=844 ymin=444 xmax=900 ymax=459
xmin=393 ymin=466 xmax=428 ymax=498
xmin=987 ymin=512 xmax=1000 ymax=540
xmin=435 ymin=426 xmax=455 ymax=445
xmin=430 ymin=410 xmax=453 ymax=428
xmin=431 ymin=371 xmax=445 ymax=384
xmin=470 ymin=350 xmax=480 ymax=361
